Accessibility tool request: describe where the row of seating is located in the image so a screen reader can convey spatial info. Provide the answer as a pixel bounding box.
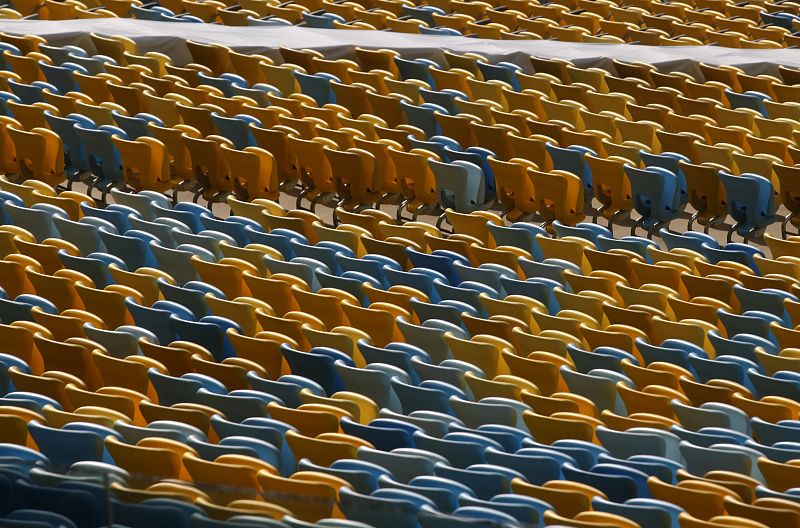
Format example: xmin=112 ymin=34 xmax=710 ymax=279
xmin=0 ymin=34 xmax=799 ymax=241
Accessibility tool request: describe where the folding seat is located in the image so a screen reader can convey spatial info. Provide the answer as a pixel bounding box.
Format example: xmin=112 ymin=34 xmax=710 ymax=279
xmin=717 ymin=172 xmax=777 ymax=243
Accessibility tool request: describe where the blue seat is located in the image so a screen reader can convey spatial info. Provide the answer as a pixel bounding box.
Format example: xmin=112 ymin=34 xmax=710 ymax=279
xmin=210 ymin=113 xmax=260 ymax=149
xmin=476 ymin=61 xmax=522 ymax=90
xmin=295 ymin=72 xmax=337 ymax=107
xmin=640 ymin=150 xmax=689 ymax=209
xmin=418 ymin=507 xmax=512 ymax=528
xmin=14 ymin=479 xmax=99 ymax=528
xmin=625 ymin=165 xmax=682 ymax=237
xmin=484 ymin=448 xmax=560 ymax=485
xmin=5 ymin=203 xmax=62 ymax=242
xmin=402 ymin=101 xmax=448 ymax=137
xmin=385 ymin=267 xmax=447 ymax=303
xmin=434 ymin=465 xmax=514 ymax=501
xmin=98 ymin=230 xmax=159 ymax=271
xmin=112 ymin=111 xmax=163 ymax=139
xmin=391 ymin=379 xmax=460 ymax=416
xmin=446 ymin=147 xmax=497 ymax=201
xmin=358 ymin=342 xmax=430 ymax=385
xmin=4 ymin=509 xmax=79 ymax=528
xmin=394 ymin=57 xmax=437 ymax=86
xmin=112 ymin=498 xmax=198 ymax=528
xmin=302 ymin=11 xmax=344 ymax=28
xmin=546 ymin=144 xmax=595 ymax=208
xmin=420 ymin=88 xmax=466 ymax=115
xmin=44 ymin=112 xmax=93 ymax=180
xmin=592 ymin=497 xmax=679 ymax=528
xmin=8 ymin=80 xmax=56 ymax=104
xmin=341 ymin=417 xmax=417 ymax=451
xmin=718 ymin=310 xmax=780 ymax=345
xmin=719 ymin=171 xmax=776 ymax=242
xmin=562 ymin=464 xmax=640 ymax=503
xmin=748 ymin=369 xmax=800 ymax=400
xmin=171 ymin=316 xmax=239 ymax=361
xmin=751 ymin=417 xmax=800 ymax=445
xmin=74 ymin=125 xmax=127 ymax=197
xmin=725 ymin=89 xmax=770 ymax=116
xmin=151 ymin=202 xmax=212 ymax=233
xmin=339 ymin=487 xmax=428 ymax=528
xmin=159 ymin=281 xmax=219 ymax=319
xmin=486 ymin=222 xmax=547 ymax=260
xmin=79 ymin=203 xmax=137 ymax=234
xmin=280 ymin=345 xmax=352 ymax=395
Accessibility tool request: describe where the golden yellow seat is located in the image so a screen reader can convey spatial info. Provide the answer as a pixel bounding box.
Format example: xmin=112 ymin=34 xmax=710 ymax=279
xmin=105 ymin=435 xmax=187 ymax=488
xmin=284 ymin=430 xmax=369 ymax=466
xmin=183 ymin=452 xmax=269 ymax=504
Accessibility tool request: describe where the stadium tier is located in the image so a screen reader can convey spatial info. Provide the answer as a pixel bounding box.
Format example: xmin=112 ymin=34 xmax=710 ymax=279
xmin=0 ymin=10 xmax=797 ymax=528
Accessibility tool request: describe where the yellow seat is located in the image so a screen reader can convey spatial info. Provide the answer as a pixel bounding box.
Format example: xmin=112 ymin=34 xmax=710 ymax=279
xmin=530 ymin=169 xmax=586 ymax=228
xmin=183 ymin=452 xmax=270 ymax=504
xmin=522 ymin=410 xmax=600 ymax=444
xmin=104 ymin=435 xmax=187 ymax=488
xmin=648 ymin=477 xmax=734 ymax=520
xmin=258 ymin=471 xmax=347 ymax=522
xmin=758 ymin=457 xmax=800 ymax=493
xmin=113 ymin=136 xmax=178 ymax=195
xmin=7 ymin=127 xmax=64 ymax=187
xmin=284 ymin=430 xmax=370 ymax=466
xmin=512 ymin=479 xmax=602 ymax=518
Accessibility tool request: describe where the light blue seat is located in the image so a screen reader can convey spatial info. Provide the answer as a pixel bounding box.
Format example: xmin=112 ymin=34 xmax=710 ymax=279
xmin=159 ymin=278 xmax=218 ymax=318
xmin=596 ymin=234 xmax=656 ymax=260
xmin=378 ymin=474 xmax=467 ymax=513
xmin=596 ymin=426 xmax=673 ymax=460
xmin=151 ymin=244 xmax=213 ymax=285
xmin=671 ymin=400 xmax=750 ymax=434
xmin=358 ymin=341 xmax=430 ymax=385
xmin=486 ymin=222 xmax=547 ymax=260
xmin=128 ymin=217 xmax=186 ymax=248
xmin=110 ymin=189 xmax=173 ymax=221
xmin=198 ymin=72 xmax=248 ymax=98
xmin=408 ymin=135 xmax=459 ymax=161
xmin=302 ymin=11 xmax=344 ymax=28
xmin=679 ymin=441 xmax=752 ymax=476
xmin=80 ymin=203 xmax=138 ymax=234
xmin=5 ymin=202 xmax=62 ymax=242
xmin=402 ymin=100 xmax=447 ymax=137
xmin=58 ymin=251 xmax=123 ymax=288
xmin=446 ymin=147 xmax=497 ymax=201
xmin=39 ymin=44 xmax=88 ymax=64
xmin=719 ymin=171 xmax=776 ymax=242
xmin=658 ymin=229 xmax=717 ymax=254
xmin=567 ymin=345 xmax=636 ymax=373
xmin=413 ymin=430 xmax=497 ymax=469
xmin=0 ymin=294 xmax=57 ymax=324
xmin=429 ymin=159 xmax=489 ymax=218
xmin=336 ymin=363 xmax=406 ymax=413
xmin=669 ymin=425 xmax=748 ymax=448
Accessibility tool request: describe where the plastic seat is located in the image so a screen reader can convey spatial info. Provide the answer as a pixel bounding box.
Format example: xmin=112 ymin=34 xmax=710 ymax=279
xmin=718 ymin=172 xmax=777 ymax=243
xmin=625 ymin=165 xmax=682 ymax=237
